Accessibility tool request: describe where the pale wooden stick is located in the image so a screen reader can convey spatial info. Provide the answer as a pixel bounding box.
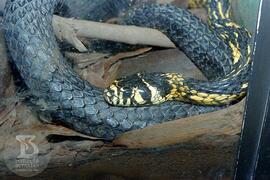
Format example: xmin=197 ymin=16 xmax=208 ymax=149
xmin=52 ymin=15 xmax=176 ymax=52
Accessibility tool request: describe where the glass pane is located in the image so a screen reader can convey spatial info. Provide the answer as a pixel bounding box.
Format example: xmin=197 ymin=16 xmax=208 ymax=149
xmin=0 ymin=0 xmax=260 ymax=178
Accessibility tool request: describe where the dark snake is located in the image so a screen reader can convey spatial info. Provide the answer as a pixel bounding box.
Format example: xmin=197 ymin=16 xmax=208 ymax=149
xmin=3 ymin=0 xmax=251 ymax=140
xmin=104 ymin=0 xmax=251 ymax=107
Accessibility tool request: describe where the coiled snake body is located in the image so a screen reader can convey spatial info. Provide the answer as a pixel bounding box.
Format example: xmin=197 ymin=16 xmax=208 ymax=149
xmin=4 ymin=0 xmax=251 ymax=139
xmin=104 ymin=0 xmax=251 ymax=107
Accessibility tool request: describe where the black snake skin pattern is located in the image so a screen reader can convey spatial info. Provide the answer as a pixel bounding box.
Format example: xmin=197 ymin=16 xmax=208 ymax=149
xmin=57 ymin=0 xmax=135 ymax=21
xmin=4 ymin=0 xmax=226 ymax=139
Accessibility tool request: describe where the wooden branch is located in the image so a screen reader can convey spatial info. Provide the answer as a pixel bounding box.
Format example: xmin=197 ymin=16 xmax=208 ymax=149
xmin=52 ymin=15 xmax=176 ymax=52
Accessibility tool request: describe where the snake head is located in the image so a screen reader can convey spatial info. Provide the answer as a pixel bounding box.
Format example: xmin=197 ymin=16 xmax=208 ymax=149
xmin=103 ymin=73 xmax=169 ymax=107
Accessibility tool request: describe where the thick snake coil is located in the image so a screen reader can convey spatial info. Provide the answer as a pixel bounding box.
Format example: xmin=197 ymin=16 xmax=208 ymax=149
xmin=104 ymin=0 xmax=251 ymax=107
xmin=4 ymin=0 xmax=251 ymax=140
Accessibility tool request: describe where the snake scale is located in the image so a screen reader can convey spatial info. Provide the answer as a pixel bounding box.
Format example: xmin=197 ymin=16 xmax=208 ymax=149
xmin=4 ymin=0 xmax=251 ymax=140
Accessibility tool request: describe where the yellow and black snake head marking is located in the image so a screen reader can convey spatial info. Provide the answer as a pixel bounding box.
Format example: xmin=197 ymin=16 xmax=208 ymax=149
xmin=104 ymin=73 xmax=172 ymax=106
